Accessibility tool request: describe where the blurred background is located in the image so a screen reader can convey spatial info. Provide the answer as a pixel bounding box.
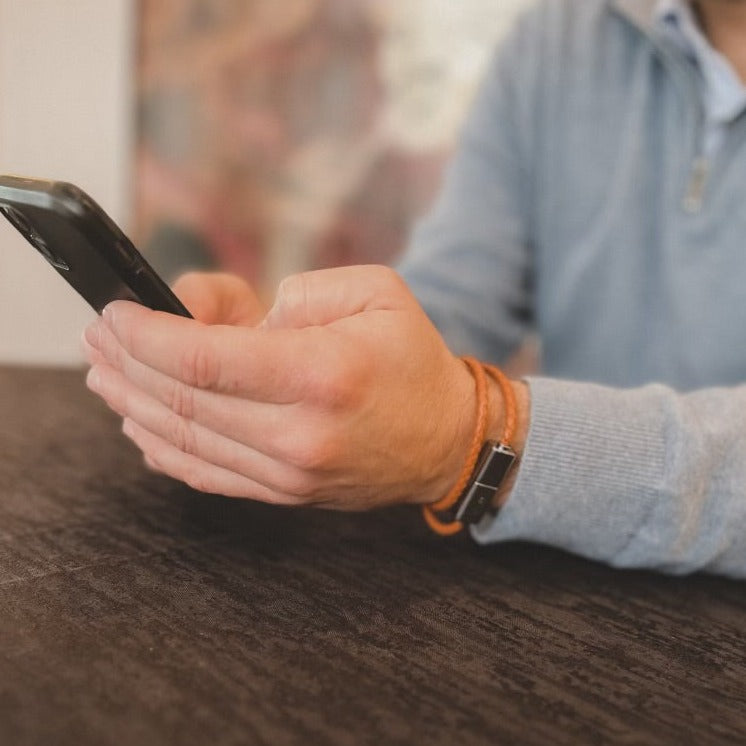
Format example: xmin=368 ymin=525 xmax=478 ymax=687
xmin=0 ymin=0 xmax=528 ymax=366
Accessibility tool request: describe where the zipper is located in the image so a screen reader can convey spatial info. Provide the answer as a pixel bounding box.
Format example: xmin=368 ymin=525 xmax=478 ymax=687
xmin=649 ymin=40 xmax=713 ymax=214
xmin=682 ymin=155 xmax=710 ymax=213
xmin=654 ymin=40 xmax=746 ymax=216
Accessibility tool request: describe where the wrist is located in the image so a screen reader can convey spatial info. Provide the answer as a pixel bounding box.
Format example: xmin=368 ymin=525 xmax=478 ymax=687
xmin=417 ymin=358 xmax=481 ymax=506
xmin=429 ymin=372 xmax=530 ymax=509
xmin=421 ymin=358 xmax=528 ymax=535
xmin=422 ymin=361 xmax=530 ymax=515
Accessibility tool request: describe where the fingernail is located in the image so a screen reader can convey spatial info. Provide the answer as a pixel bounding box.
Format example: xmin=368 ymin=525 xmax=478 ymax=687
xmin=102 ymin=304 xmax=115 ymax=326
xmin=84 ymin=322 xmax=100 ymax=348
xmin=86 ymin=367 xmax=101 ymax=392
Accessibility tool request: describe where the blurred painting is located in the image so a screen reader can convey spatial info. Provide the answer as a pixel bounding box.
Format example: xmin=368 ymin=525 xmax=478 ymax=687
xmin=134 ymin=0 xmax=526 ymax=294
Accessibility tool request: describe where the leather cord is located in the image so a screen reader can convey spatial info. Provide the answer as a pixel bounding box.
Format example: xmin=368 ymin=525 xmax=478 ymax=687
xmin=422 ymin=357 xmax=517 ymax=536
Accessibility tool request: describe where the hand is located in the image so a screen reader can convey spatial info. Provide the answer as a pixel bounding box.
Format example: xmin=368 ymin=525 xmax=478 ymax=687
xmin=82 ymin=266 xmax=511 ymax=511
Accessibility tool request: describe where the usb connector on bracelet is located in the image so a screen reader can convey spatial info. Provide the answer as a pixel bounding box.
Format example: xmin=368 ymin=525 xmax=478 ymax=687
xmin=451 ymin=441 xmax=517 ymax=525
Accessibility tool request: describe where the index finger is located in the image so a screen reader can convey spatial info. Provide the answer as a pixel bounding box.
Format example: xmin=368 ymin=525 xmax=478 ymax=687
xmin=101 ymin=300 xmax=325 ymax=403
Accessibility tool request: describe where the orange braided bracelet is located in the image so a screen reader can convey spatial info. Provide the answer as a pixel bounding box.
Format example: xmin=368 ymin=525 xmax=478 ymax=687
xmin=423 ymin=357 xmax=517 ymax=536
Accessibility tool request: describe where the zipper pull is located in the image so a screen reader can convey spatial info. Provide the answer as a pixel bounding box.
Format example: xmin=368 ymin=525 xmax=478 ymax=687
xmin=683 ymin=157 xmax=710 ymax=213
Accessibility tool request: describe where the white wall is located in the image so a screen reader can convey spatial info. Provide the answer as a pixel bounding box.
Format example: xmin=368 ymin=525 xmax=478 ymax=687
xmin=0 ymin=0 xmax=134 ymax=366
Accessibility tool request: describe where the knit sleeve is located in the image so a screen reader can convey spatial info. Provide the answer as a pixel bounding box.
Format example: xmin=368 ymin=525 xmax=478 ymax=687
xmin=397 ymin=5 xmax=544 ymax=364
xmin=472 ymin=377 xmax=746 ymax=578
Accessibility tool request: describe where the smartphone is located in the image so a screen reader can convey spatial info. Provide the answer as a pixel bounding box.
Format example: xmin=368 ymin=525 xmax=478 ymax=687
xmin=0 ymin=175 xmax=191 ymax=317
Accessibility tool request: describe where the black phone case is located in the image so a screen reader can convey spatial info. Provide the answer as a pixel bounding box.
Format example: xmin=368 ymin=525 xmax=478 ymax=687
xmin=0 ymin=175 xmax=191 ymax=317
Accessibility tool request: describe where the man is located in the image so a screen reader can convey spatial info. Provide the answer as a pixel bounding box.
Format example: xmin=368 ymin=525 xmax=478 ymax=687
xmin=83 ymin=0 xmax=746 ymax=577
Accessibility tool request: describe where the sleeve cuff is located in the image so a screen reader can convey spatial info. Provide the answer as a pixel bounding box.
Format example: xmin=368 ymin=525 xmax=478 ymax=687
xmin=471 ymin=377 xmax=669 ymax=566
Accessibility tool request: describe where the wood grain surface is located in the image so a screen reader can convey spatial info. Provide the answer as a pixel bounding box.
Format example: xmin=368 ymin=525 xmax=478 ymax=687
xmin=0 ymin=367 xmax=743 ymax=746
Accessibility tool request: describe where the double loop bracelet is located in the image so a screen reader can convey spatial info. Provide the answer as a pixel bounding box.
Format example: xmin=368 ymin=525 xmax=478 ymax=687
xmin=423 ymin=357 xmax=518 ymax=536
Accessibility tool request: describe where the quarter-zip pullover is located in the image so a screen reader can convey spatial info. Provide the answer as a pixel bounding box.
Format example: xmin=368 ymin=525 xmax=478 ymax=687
xmin=398 ymin=0 xmax=746 ymax=576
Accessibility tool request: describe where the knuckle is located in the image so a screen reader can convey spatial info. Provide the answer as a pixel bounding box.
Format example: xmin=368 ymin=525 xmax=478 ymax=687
xmin=168 ymin=379 xmax=196 ymax=420
xmin=182 ymin=467 xmax=213 ymax=495
xmin=143 ymin=445 xmax=169 ymax=474
xmin=276 ymin=469 xmax=321 ymax=500
xmin=95 ymin=369 xmax=129 ymax=418
xmin=373 ymin=265 xmax=406 ymax=293
xmin=288 ymin=442 xmax=322 ymax=472
xmin=309 ymin=354 xmax=365 ymax=410
xmin=180 ymin=341 xmax=219 ymax=389
xmin=99 ymin=326 xmax=125 ymax=369
xmin=143 ymin=453 xmax=163 ymax=474
xmin=115 ymin=386 xmax=132 ymax=419
xmin=166 ymin=413 xmax=199 ymax=456
xmin=371 ymin=265 xmax=412 ymax=308
xmin=118 ymin=316 xmax=139 ymax=360
xmin=373 ymin=264 xmax=399 ymax=285
xmin=143 ymin=451 xmax=161 ymax=471
xmin=287 ymin=429 xmax=339 ymax=472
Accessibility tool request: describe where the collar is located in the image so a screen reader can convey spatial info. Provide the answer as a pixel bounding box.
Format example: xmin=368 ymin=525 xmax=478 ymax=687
xmin=612 ymin=0 xmax=746 ymax=125
xmin=611 ymin=0 xmax=659 ymax=32
xmin=654 ymin=0 xmax=746 ymax=123
xmin=654 ymin=0 xmax=705 ymax=61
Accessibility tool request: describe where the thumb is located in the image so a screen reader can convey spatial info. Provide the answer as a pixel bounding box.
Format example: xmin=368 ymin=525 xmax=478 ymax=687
xmin=172 ymin=272 xmax=266 ymax=326
xmin=263 ymin=265 xmax=414 ymax=330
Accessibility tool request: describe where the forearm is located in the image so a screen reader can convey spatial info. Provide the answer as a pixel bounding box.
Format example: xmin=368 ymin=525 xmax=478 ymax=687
xmin=474 ymin=378 xmax=746 ymax=578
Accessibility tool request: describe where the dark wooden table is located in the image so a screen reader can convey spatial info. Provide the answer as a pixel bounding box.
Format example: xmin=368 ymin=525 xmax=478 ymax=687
xmin=0 ymin=366 xmax=744 ymax=746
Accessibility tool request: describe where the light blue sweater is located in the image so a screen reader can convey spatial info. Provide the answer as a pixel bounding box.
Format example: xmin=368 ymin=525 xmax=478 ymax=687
xmin=398 ymin=0 xmax=746 ymax=577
